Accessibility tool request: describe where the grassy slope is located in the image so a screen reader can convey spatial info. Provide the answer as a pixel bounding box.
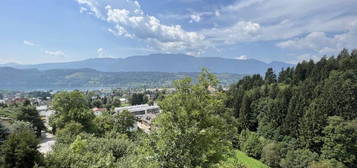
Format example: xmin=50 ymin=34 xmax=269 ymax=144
xmin=222 ymin=150 xmax=269 ymax=168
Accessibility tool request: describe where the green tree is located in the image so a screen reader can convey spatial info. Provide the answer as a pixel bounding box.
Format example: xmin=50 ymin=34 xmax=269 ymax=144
xmin=56 ymin=122 xmax=84 ymax=144
xmin=265 ymin=68 xmax=277 ymax=84
xmin=91 ymin=99 xmax=103 ymax=108
xmin=320 ymin=116 xmax=357 ymax=167
xmin=238 ymin=93 xmax=253 ymax=131
xmin=298 ymin=99 xmax=327 ymax=152
xmin=256 ymin=98 xmax=282 ymax=140
xmin=93 ymin=110 xmax=136 ymax=136
xmin=0 ymin=123 xmax=9 ymax=144
xmin=316 ymin=71 xmax=357 ymax=120
xmin=15 ymin=106 xmax=45 ymax=137
xmin=130 ymin=93 xmax=148 ymax=105
xmin=111 ymin=97 xmax=122 ymax=107
xmin=281 ymin=93 xmax=306 ymax=138
xmin=151 ymin=69 xmax=237 ymax=167
xmin=10 ymin=120 xmax=33 ymax=133
xmin=112 ymin=110 xmax=136 ymax=134
xmin=239 ymin=130 xmax=265 ymax=159
xmin=50 ymin=91 xmax=94 ymax=133
xmin=93 ymin=114 xmax=115 ymax=136
xmin=1 ymin=129 xmax=43 ymax=168
xmin=280 ymin=149 xmax=318 ymax=168
xmin=261 ymin=142 xmax=284 ymax=168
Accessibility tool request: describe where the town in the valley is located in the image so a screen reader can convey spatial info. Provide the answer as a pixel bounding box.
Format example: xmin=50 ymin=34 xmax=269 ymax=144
xmin=0 ymin=88 xmax=173 ymax=153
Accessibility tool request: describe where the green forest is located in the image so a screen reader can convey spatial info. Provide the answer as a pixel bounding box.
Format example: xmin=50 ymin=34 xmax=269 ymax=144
xmin=1 ymin=49 xmax=357 ymax=168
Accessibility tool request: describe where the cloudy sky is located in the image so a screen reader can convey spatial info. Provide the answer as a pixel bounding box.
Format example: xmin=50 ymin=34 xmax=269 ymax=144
xmin=1 ymin=0 xmax=357 ymax=64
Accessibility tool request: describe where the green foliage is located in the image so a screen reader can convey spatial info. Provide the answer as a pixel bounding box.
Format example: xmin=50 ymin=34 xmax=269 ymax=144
xmin=225 ymin=49 xmax=357 ymax=168
xmin=255 ymin=97 xmax=284 ymax=140
xmin=280 ymin=149 xmax=318 ymax=168
xmin=239 ymin=130 xmax=266 ymax=159
xmin=93 ymin=110 xmax=136 ymax=136
xmin=261 ymin=142 xmax=284 ymax=168
xmin=150 ymin=69 xmax=237 ymax=168
xmin=298 ymin=100 xmax=327 ymax=152
xmin=281 ymin=92 xmax=305 ymax=138
xmin=130 ymin=93 xmax=148 ymax=105
xmin=320 ymin=116 xmax=357 ymax=167
xmin=50 ymin=91 xmax=95 ymax=133
xmin=265 ymin=68 xmax=277 ymax=84
xmin=0 ymin=129 xmax=43 ymax=168
xmin=10 ymin=120 xmax=33 ymax=133
xmin=238 ymin=93 xmax=253 ymax=130
xmin=56 ymin=122 xmax=84 ymax=144
xmin=316 ymin=70 xmax=357 ymax=120
xmin=15 ymin=105 xmax=45 ymax=137
xmin=120 ymin=134 xmax=160 ymax=168
xmin=111 ymin=97 xmax=121 ymax=107
xmin=46 ymin=134 xmax=133 ymax=168
xmin=308 ymin=159 xmax=347 ymax=168
xmin=112 ymin=110 xmax=136 ymax=134
xmin=93 ymin=113 xmax=114 ymax=135
xmin=0 ymin=123 xmax=9 ymax=144
xmin=91 ymin=99 xmax=103 ymax=108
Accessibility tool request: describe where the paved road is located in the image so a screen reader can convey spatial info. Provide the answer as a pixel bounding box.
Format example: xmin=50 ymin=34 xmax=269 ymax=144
xmin=39 ymin=132 xmax=56 ymax=154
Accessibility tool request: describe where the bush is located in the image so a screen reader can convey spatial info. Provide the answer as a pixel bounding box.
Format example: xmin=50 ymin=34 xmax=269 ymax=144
xmin=280 ymin=149 xmax=318 ymax=168
xmin=261 ymin=142 xmax=284 ymax=168
xmin=46 ymin=134 xmax=133 ymax=168
xmin=308 ymin=159 xmax=347 ymax=168
xmin=56 ymin=122 xmax=84 ymax=144
xmin=239 ymin=130 xmax=266 ymax=159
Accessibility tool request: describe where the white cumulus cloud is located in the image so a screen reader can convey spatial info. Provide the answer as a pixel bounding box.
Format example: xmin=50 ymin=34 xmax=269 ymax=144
xmin=44 ymin=50 xmax=65 ymax=57
xmin=190 ymin=14 xmax=201 ymax=23
xmin=105 ymin=2 xmax=206 ymax=55
xmin=277 ymin=21 xmax=357 ymax=55
xmin=75 ymin=0 xmax=104 ymax=19
xmin=23 ymin=40 xmax=36 ymax=46
xmin=202 ymin=21 xmax=261 ymax=44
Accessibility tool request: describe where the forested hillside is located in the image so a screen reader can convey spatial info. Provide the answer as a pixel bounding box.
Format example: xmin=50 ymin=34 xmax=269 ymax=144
xmin=226 ymin=48 xmax=357 ymax=167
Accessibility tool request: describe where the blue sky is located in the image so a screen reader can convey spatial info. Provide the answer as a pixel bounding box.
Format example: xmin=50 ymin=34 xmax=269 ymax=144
xmin=1 ymin=0 xmax=357 ymax=64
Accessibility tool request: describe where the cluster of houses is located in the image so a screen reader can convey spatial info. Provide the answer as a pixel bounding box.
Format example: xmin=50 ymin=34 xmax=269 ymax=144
xmin=0 ymin=89 xmax=164 ymax=133
xmin=35 ymin=103 xmax=161 ymax=133
xmin=0 ymin=92 xmax=51 ymax=106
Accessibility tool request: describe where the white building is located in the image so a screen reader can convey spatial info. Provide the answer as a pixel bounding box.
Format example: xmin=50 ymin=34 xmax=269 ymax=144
xmin=119 ymin=98 xmax=128 ymax=104
xmin=115 ymin=104 xmax=160 ymax=133
xmin=114 ymin=104 xmax=160 ymax=118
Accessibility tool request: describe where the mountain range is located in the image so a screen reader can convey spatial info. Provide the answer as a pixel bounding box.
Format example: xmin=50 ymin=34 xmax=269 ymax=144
xmin=0 ymin=67 xmax=244 ymax=90
xmin=0 ymin=54 xmax=294 ymax=74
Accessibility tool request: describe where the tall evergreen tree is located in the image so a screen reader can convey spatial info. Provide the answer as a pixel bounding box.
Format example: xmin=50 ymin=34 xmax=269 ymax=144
xmin=265 ymin=68 xmax=277 ymax=84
